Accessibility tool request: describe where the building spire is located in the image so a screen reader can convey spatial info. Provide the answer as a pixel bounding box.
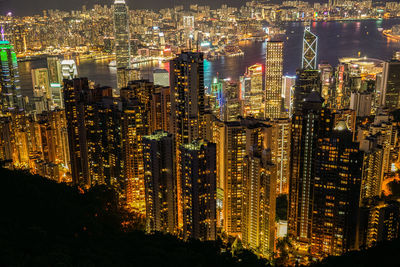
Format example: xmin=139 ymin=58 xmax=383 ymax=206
xmin=302 ymin=23 xmax=318 ymax=70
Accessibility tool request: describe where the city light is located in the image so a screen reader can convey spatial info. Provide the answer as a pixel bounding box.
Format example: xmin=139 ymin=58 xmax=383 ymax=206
xmin=1 ymin=0 xmax=400 ymax=265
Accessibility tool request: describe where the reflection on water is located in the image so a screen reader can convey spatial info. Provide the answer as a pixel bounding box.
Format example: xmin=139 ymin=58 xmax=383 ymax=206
xmin=18 ymin=19 xmax=400 ymax=98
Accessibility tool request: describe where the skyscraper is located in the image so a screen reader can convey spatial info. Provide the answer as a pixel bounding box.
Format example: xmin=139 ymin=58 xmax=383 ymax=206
xmin=143 ymin=131 xmax=176 ymax=234
xmin=219 ymin=118 xmax=271 ymax=236
xmin=242 ymin=64 xmax=264 ymax=118
xmin=150 ymin=86 xmax=170 ymax=133
xmin=170 ymin=52 xmax=206 ymax=226
xmin=311 ymin=121 xmax=363 ymax=257
xmin=293 ymin=69 xmax=321 ymax=112
xmin=47 ymin=56 xmax=64 ymax=108
xmin=34 ymin=109 xmax=70 ymax=180
xmin=288 ymin=91 xmax=332 ymax=249
xmin=265 ymin=41 xmax=284 ymax=119
xmin=242 ymin=148 xmax=276 ymax=257
xmin=180 ymin=140 xmax=217 ymax=241
xmin=221 ymin=80 xmax=241 ymax=122
xmin=0 ymin=40 xmax=23 ymax=114
xmin=360 ymin=138 xmax=384 ymax=203
xmin=114 ymin=0 xmax=131 ymax=89
xmin=170 ymin=52 xmax=205 ymax=145
xmin=318 ymin=63 xmax=334 ymax=106
xmin=47 ymin=56 xmax=62 ymax=85
xmin=31 ymin=68 xmax=51 ymax=101
xmin=282 ymin=75 xmax=296 ymax=114
xmin=270 ymin=118 xmax=291 ymax=194
xmin=64 ymin=78 xmax=120 ymax=187
xmin=118 ymin=67 xmax=140 ymax=89
xmin=381 ymin=60 xmax=400 ymax=109
xmin=302 ymin=26 xmax=318 ymax=70
xmin=63 ymin=78 xmax=90 ymax=186
xmin=221 ymin=121 xmax=246 ymax=236
xmin=120 ymin=81 xmax=153 ymax=212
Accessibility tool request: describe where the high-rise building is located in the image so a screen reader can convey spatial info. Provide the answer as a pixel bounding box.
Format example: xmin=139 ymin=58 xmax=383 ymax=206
xmin=221 ymin=80 xmax=241 ymax=122
xmin=10 ymin=113 xmax=33 ymax=169
xmin=311 ymin=121 xmax=363 ymax=257
xmin=64 ymin=78 xmax=120 ymax=187
xmin=114 ymin=0 xmax=131 ymax=89
xmin=0 ymin=40 xmax=23 ymax=114
xmin=170 ymin=52 xmax=206 ymax=226
xmin=117 ymin=67 xmax=140 ymax=89
xmin=143 ymin=131 xmax=176 ymax=234
xmin=32 ymin=84 xmax=48 ymax=114
xmin=293 ymin=69 xmax=321 ymax=112
xmin=359 ymin=199 xmax=400 ymax=248
xmin=242 ymin=148 xmax=276 ymax=257
xmin=318 ymin=63 xmax=334 ymax=106
xmin=182 ymin=15 xmax=195 ymax=49
xmin=350 ymin=92 xmax=372 ymax=117
xmin=242 ymin=64 xmax=264 ymax=118
xmin=209 ymin=77 xmax=224 ymax=119
xmin=221 ymin=121 xmax=246 ymax=236
xmin=47 ymin=56 xmax=64 ymax=108
xmin=0 ymin=116 xmax=13 ymax=163
xmin=150 ymin=86 xmax=171 ymax=133
xmin=282 ymin=75 xmax=296 ymax=114
xmin=47 ymin=56 xmax=62 ymax=85
xmin=153 ymin=69 xmax=170 ymax=87
xmin=381 ymin=60 xmax=400 ymax=109
xmin=180 ymin=140 xmax=217 ymax=241
xmin=50 ymin=83 xmax=64 ymax=109
xmin=360 ymin=138 xmax=384 ymax=203
xmin=265 ymin=41 xmax=284 ymax=119
xmin=34 ymin=110 xmax=70 ymax=181
xmin=270 ymin=118 xmax=291 ymax=194
xmin=170 ymin=52 xmax=205 ymax=145
xmin=63 ymin=78 xmax=90 ymax=185
xmin=211 ymin=78 xmax=241 ymax=122
xmin=218 ymin=118 xmax=271 ymax=236
xmin=120 ymin=81 xmax=153 ymax=212
xmin=31 ymin=68 xmax=51 ymax=103
xmin=61 ymin=60 xmax=78 ymax=80
xmin=10 ymin=25 xmax=27 ymax=55
xmin=369 ymin=113 xmax=396 ymax=175
xmin=288 ymin=91 xmax=332 ymax=249
xmin=302 ymin=26 xmax=318 ymax=70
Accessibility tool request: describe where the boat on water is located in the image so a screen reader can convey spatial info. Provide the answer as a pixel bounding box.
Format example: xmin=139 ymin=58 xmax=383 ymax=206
xmin=222 ymin=45 xmax=244 ymax=57
xmin=382 ymin=25 xmax=400 ymax=41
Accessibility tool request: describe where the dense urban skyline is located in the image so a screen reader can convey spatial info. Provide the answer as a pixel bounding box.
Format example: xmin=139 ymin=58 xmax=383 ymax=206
xmin=2 ymin=0 xmax=400 ymax=265
xmin=3 ymin=0 xmax=396 ymax=16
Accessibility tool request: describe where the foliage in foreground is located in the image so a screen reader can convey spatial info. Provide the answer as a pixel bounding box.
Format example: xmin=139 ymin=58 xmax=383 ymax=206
xmin=311 ymin=239 xmax=400 ymax=267
xmin=0 ymin=168 xmax=267 ymax=266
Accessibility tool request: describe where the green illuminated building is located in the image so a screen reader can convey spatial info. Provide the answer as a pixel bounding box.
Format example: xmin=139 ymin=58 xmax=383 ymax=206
xmin=0 ymin=41 xmax=23 ymax=114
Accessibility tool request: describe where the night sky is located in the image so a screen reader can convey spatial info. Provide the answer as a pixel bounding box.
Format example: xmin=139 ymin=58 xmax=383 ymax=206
xmin=1 ymin=0 xmax=323 ymax=17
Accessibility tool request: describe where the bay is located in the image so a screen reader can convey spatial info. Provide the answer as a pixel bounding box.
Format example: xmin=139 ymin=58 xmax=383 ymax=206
xmin=18 ymin=19 xmax=400 ymax=98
